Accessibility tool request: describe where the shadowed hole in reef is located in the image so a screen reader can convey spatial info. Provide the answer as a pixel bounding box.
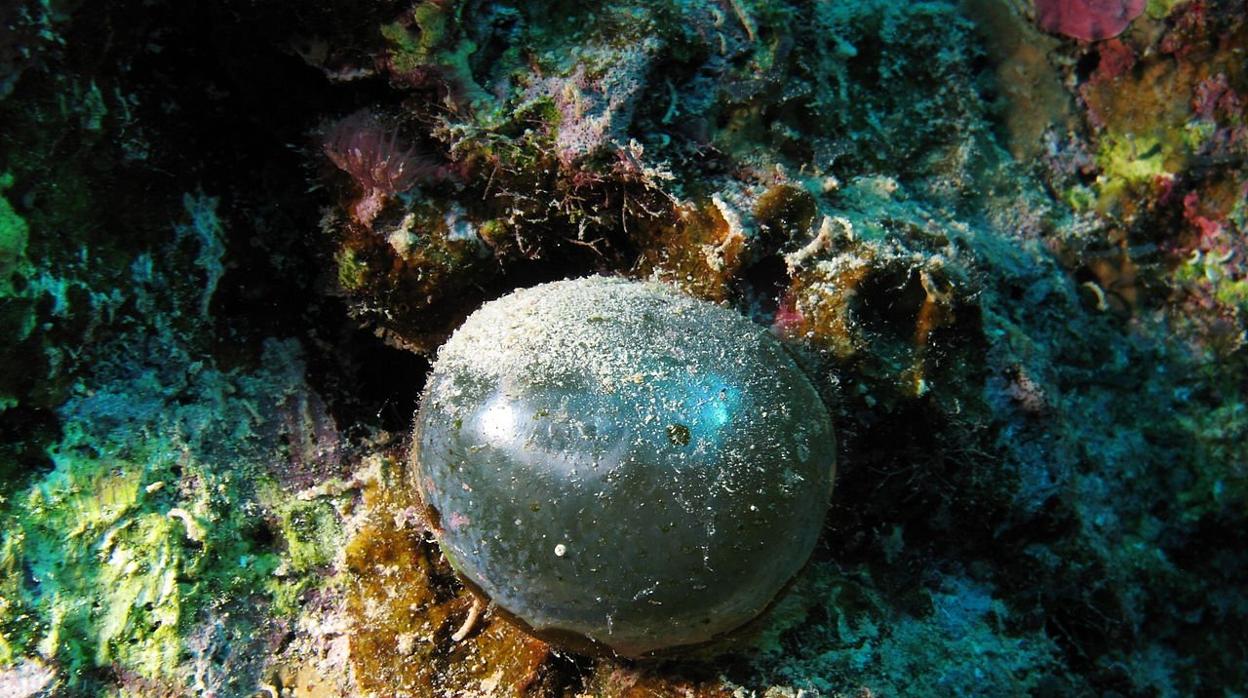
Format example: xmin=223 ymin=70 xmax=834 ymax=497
xmin=243 ymin=519 xmax=278 ymax=548
xmin=352 ymin=339 xmax=432 ymax=434
xmin=0 ymin=405 xmax=59 ymax=494
xmin=736 ymin=254 xmax=789 ymax=321
xmin=67 ymin=0 xmax=439 ymax=435
xmin=1074 ymin=49 xmax=1102 ymax=84
xmin=853 ymin=268 xmax=927 ymax=339
xmin=301 ymin=324 xmax=432 ymax=436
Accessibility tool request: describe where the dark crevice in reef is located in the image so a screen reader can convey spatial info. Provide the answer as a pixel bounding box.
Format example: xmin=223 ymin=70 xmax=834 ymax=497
xmin=0 ymin=404 xmax=60 ymax=496
xmin=49 ymin=1 xmax=444 ymax=434
xmin=308 ymin=318 xmax=433 ymax=436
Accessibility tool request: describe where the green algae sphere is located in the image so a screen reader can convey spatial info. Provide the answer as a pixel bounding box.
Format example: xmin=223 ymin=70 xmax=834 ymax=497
xmin=412 ymin=276 xmax=835 ymax=656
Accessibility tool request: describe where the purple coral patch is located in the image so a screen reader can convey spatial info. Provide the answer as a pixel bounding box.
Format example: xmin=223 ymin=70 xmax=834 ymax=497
xmin=1034 ymin=0 xmax=1146 ymax=41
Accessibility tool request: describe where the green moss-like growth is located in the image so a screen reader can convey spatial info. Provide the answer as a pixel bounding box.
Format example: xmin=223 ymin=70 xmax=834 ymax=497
xmin=0 ymin=174 xmax=33 ymax=413
xmin=0 ymin=173 xmax=28 ymax=296
xmin=0 ymin=174 xmax=340 ymax=689
xmin=381 ymin=3 xmax=492 ymax=110
xmin=277 ymin=499 xmax=341 ymax=574
xmin=334 ymin=247 xmax=370 ymax=294
xmin=1 ymin=352 xmax=285 ymax=688
xmin=26 ymin=462 xmax=184 ymax=673
xmin=1095 ymin=133 xmax=1169 ymax=186
xmin=0 ymin=336 xmax=343 ymax=693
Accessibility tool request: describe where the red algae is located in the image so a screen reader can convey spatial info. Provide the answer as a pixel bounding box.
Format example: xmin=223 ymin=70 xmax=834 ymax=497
xmin=323 ymin=111 xmax=440 ymax=227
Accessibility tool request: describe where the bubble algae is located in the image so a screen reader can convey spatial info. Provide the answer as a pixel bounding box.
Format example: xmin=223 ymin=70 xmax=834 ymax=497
xmin=412 ymin=276 xmax=836 ymax=656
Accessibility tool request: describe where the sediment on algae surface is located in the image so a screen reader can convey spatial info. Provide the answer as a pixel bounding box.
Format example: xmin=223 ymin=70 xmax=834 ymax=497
xmin=0 ymin=0 xmax=1246 ymax=696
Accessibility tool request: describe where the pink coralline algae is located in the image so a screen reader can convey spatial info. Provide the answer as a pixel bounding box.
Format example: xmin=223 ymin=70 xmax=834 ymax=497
xmin=1192 ymin=73 xmax=1244 ymax=122
xmin=771 ymin=292 xmax=805 ymax=338
xmin=1183 ymin=191 xmax=1226 ymax=251
xmin=1034 ymin=0 xmax=1146 ymax=41
xmin=522 ymin=40 xmax=657 ymax=167
xmin=322 ymin=111 xmax=440 ymax=227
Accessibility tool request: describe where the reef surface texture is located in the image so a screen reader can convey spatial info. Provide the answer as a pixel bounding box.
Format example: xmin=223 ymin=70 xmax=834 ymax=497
xmin=0 ymin=0 xmax=1246 ymax=696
